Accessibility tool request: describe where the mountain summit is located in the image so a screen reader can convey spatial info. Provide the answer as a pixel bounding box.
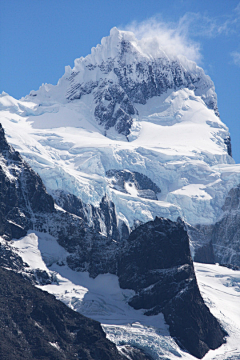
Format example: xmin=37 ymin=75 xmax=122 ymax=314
xmin=28 ymin=27 xmax=220 ymax=136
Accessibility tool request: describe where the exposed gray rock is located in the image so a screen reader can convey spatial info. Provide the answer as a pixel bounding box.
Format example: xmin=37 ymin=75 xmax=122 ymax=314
xmin=0 ymin=124 xmax=54 ymax=241
xmin=187 ymin=184 xmax=240 ymax=266
xmin=190 ymin=185 xmax=240 ymax=266
xmin=52 ymin=190 xmax=128 ymax=241
xmin=224 ymin=136 xmax=232 ymax=157
xmin=94 ymin=84 xmax=135 ymax=136
xmin=194 ymin=242 xmax=215 ymax=264
xmin=187 ymin=223 xmax=215 ymax=264
xmin=106 ymin=169 xmax=161 ymax=200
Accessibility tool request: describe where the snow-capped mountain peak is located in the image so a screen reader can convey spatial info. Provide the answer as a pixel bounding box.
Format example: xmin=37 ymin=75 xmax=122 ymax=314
xmin=0 ymin=27 xmax=238 ymax=230
xmin=26 ymin=27 xmax=219 ymax=134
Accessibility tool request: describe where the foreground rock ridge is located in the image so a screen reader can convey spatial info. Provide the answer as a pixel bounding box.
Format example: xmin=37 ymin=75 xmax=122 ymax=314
xmin=0 ymin=267 xmax=132 ymax=360
xmin=118 ymin=217 xmax=226 ymax=358
xmin=0 ymin=123 xmax=226 ymax=358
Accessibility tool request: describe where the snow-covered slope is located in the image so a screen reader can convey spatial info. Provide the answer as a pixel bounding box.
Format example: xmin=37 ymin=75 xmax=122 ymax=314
xmin=0 ymin=27 xmax=239 ymax=229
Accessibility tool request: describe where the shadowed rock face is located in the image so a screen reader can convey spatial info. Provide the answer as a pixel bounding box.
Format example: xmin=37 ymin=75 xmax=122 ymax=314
xmin=189 ymin=185 xmax=240 ymax=267
xmin=194 ymin=242 xmax=215 ymax=264
xmin=0 ymin=124 xmax=54 ymax=240
xmin=0 ymin=123 xmax=226 ymax=358
xmin=187 ymin=223 xmax=216 ymax=264
xmin=52 ymin=190 xmax=128 ymax=242
xmin=118 ymin=217 xmax=226 ymax=359
xmin=0 ymin=267 xmax=129 ymax=360
xmin=224 ymin=136 xmax=232 ymax=157
xmin=211 ymin=185 xmax=240 ymax=266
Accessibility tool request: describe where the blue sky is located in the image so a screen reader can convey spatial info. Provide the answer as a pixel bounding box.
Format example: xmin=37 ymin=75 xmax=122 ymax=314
xmin=1 ymin=0 xmax=240 ymax=160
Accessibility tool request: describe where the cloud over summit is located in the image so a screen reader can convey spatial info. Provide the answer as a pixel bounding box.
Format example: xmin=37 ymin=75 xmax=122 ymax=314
xmin=122 ymin=17 xmax=202 ymax=63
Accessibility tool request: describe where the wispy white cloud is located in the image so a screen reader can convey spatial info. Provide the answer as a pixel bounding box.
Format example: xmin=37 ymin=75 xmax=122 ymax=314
xmin=235 ymin=2 xmax=240 ymax=15
xmin=231 ymin=51 xmax=240 ymax=66
xmin=179 ymin=10 xmax=240 ymax=38
xmin=121 ymin=6 xmax=240 ymax=66
xmin=122 ymin=17 xmax=201 ymax=63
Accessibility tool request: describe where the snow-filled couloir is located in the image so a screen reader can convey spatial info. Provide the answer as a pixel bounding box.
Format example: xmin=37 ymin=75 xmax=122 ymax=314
xmin=0 ymin=27 xmax=240 ymax=229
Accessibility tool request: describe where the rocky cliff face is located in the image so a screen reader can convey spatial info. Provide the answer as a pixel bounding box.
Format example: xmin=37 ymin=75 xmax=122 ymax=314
xmin=52 ymin=190 xmax=129 ymax=241
xmin=188 ymin=185 xmax=240 ymax=267
xmin=211 ymin=185 xmax=240 ymax=266
xmin=187 ymin=223 xmax=216 ymax=264
xmin=0 ymin=124 xmax=54 ymax=240
xmin=118 ymin=217 xmax=225 ymax=359
xmin=106 ymin=169 xmax=161 ymax=200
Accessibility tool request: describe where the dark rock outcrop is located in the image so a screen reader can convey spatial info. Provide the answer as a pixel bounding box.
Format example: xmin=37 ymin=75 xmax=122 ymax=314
xmin=212 ymin=190 xmax=240 ymax=266
xmin=0 ymin=124 xmax=54 ymax=240
xmin=118 ymin=217 xmax=226 ymax=359
xmin=106 ymin=169 xmax=161 ymax=200
xmin=52 ymin=190 xmax=128 ymax=241
xmin=224 ymin=136 xmax=232 ymax=157
xmin=221 ymin=263 xmax=240 ymax=270
xmin=194 ymin=242 xmax=215 ymax=264
xmin=190 ymin=185 xmax=240 ymax=267
xmin=0 ymin=267 xmax=129 ymax=360
xmin=0 ymin=240 xmax=27 ymax=272
xmin=94 ymin=84 xmax=134 ymax=136
xmin=187 ymin=223 xmax=215 ymax=264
